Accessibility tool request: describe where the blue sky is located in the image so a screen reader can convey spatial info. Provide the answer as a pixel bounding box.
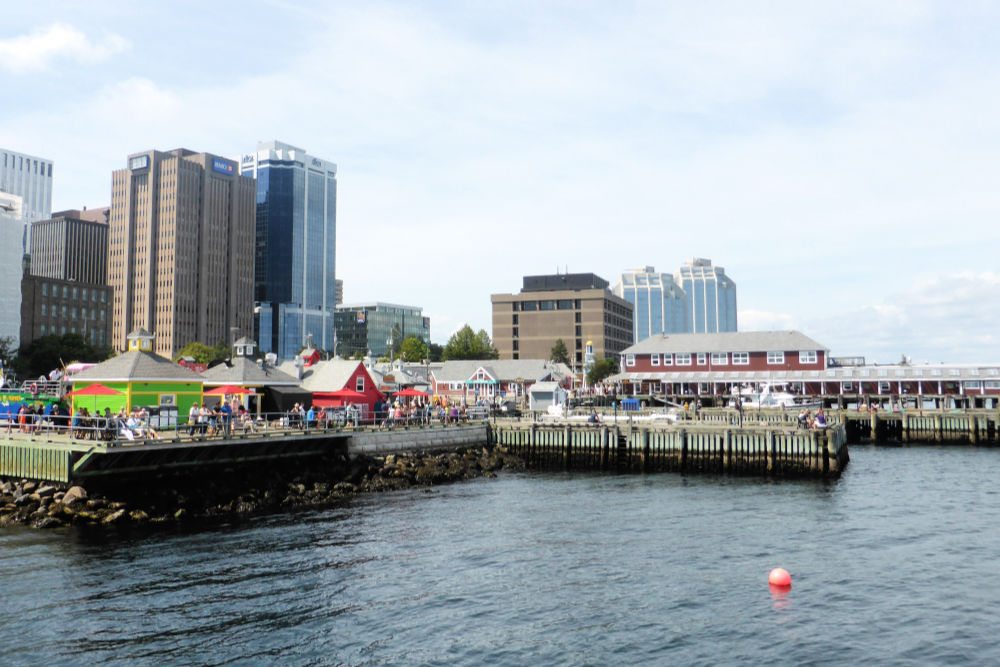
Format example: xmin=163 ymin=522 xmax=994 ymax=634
xmin=2 ymin=1 xmax=998 ymax=363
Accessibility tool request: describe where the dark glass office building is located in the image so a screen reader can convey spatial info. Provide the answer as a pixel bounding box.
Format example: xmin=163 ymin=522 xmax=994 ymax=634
xmin=240 ymin=141 xmax=337 ymax=360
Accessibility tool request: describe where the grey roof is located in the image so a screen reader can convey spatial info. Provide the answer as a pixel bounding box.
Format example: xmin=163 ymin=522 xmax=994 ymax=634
xmin=70 ymin=351 xmax=205 ymax=383
xmin=202 ymin=357 xmax=300 ymax=386
xmin=431 ymin=359 xmax=566 ymax=384
xmin=624 ymin=331 xmax=828 ymax=356
xmin=276 ymin=359 xmax=371 ymax=392
xmin=529 ymin=381 xmax=564 ymax=394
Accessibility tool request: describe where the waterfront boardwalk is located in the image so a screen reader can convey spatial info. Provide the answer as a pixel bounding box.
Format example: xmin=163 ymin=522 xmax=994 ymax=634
xmin=493 ymin=419 xmax=848 ymax=478
xmin=3 ymin=406 xmax=996 ymax=484
xmin=0 ymin=423 xmax=489 ymax=484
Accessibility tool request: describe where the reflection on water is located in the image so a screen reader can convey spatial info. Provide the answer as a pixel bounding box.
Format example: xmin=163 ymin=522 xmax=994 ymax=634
xmin=2 ymin=446 xmax=1000 ymax=664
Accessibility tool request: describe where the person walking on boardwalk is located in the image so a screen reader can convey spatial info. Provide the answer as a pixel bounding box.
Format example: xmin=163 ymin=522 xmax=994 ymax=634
xmin=189 ymin=403 xmax=199 ymax=436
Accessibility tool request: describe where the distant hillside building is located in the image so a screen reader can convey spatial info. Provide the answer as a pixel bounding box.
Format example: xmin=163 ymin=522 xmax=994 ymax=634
xmin=675 ymin=258 xmax=737 ymax=333
xmin=613 ymin=266 xmax=687 ymax=343
xmin=109 ymin=149 xmax=255 ymax=357
xmin=491 ymin=273 xmax=633 ymax=375
xmin=239 ymin=141 xmax=338 ymax=361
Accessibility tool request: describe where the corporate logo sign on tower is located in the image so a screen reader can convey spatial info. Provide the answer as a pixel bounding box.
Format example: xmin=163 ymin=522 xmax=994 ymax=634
xmin=212 ymin=158 xmax=235 ymax=175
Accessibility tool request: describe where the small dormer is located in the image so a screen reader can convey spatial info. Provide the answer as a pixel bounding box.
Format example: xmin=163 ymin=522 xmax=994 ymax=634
xmin=233 ymin=336 xmax=256 ymax=358
xmin=127 ymin=328 xmax=154 ymax=352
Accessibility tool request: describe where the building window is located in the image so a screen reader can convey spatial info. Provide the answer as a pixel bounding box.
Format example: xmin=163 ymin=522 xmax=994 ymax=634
xmin=651 ymin=354 xmax=660 ymax=366
xmin=557 ymin=299 xmax=573 ymax=309
xmin=676 ymin=353 xmax=692 ymax=365
xmin=512 ymin=314 xmax=518 ymax=325
xmin=42 ymin=283 xmax=48 ymax=296
xmin=732 ymin=352 xmax=750 ymax=365
xmin=512 ymin=327 xmax=518 ymax=338
xmin=799 ymin=350 xmax=818 ymax=364
xmin=512 ymin=302 xmax=519 ymax=311
xmin=355 ymin=376 xmax=364 ymax=392
xmin=40 ymin=324 xmax=46 ymax=335
xmin=540 ymin=300 xmax=555 ymax=310
xmin=41 ymin=304 xmax=47 ymax=315
xmin=522 ymin=301 xmax=537 ymax=311
xmin=711 ymin=352 xmax=727 ymax=365
xmin=575 ymin=312 xmax=581 ymax=323
xmin=767 ymin=351 xmax=785 ymax=365
xmin=662 ymin=354 xmax=673 ymax=366
xmin=62 ymin=286 xmax=69 ymax=298
xmin=575 ymin=325 xmax=581 ymax=336
xmin=626 ymin=354 xmax=635 ymax=367
xmin=82 ymin=289 xmax=88 ymax=301
xmin=512 ymin=340 xmax=519 ymax=351
xmin=697 ymin=353 xmax=707 ymax=365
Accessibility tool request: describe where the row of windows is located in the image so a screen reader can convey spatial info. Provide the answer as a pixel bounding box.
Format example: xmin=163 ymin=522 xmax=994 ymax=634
xmin=513 ymin=299 xmax=581 ymax=312
xmin=627 ymin=350 xmax=820 ymax=367
xmin=40 ymin=283 xmax=107 ymax=302
xmin=2 ymin=153 xmax=52 ymax=177
xmin=40 ymin=304 xmax=106 ymax=320
xmin=38 ymin=324 xmax=106 ymax=344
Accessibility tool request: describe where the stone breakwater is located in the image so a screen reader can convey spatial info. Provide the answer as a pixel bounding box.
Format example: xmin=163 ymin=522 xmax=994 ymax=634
xmin=0 ymin=447 xmax=525 ymax=530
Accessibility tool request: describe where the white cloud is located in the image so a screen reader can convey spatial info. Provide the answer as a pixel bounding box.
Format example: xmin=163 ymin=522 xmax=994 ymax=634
xmin=0 ymin=23 xmax=128 ymax=74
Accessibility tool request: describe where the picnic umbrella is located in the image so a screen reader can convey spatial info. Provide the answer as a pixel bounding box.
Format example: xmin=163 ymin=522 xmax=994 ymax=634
xmin=67 ymin=382 xmax=124 ymax=415
xmin=204 ymin=384 xmax=254 ymax=396
xmin=394 ymin=388 xmax=430 ymax=398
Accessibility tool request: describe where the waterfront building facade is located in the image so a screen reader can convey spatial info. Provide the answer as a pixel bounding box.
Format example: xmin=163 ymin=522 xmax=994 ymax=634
xmin=20 ymin=208 xmax=112 ymax=348
xmin=613 ymin=266 xmax=687 ymax=343
xmin=491 ymin=273 xmax=634 ymax=375
xmin=109 ymin=149 xmax=255 ymax=357
xmin=334 ymin=302 xmax=430 ymax=359
xmin=20 ymin=276 xmax=112 ymax=348
xmin=239 ymin=141 xmax=338 ymax=361
xmin=675 ymin=258 xmax=737 ymax=333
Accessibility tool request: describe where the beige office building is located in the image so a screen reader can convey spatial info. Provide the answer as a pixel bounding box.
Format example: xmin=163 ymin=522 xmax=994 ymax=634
xmin=491 ymin=273 xmax=633 ymax=375
xmin=109 ymin=149 xmax=255 ymax=357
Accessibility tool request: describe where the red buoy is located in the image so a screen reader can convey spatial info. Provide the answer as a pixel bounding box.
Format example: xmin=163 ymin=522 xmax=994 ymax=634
xmin=768 ymin=568 xmax=791 ymax=587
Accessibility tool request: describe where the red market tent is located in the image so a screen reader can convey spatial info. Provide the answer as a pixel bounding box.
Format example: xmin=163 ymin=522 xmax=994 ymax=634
xmin=204 ymin=384 xmax=255 ymax=396
xmin=394 ymin=388 xmax=430 ymax=398
xmin=67 ymin=383 xmax=123 ymax=397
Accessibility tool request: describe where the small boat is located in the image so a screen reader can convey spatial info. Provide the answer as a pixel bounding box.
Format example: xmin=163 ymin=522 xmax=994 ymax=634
xmin=729 ymin=383 xmax=822 ymax=410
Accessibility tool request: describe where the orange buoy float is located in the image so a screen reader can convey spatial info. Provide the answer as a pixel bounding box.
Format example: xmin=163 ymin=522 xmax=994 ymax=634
xmin=768 ymin=568 xmax=791 ymax=587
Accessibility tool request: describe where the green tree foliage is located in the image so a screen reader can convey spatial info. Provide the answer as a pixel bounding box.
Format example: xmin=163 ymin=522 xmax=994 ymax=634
xmin=550 ymin=338 xmax=571 ymax=365
xmin=428 ymin=343 xmax=445 ymax=362
xmin=12 ymin=334 xmax=114 ymax=379
xmin=0 ymin=336 xmax=17 ymax=368
xmin=443 ymin=325 xmax=499 ymax=360
xmin=399 ymin=335 xmax=429 ymax=362
xmin=586 ymin=356 xmax=619 ymax=386
xmin=175 ymin=340 xmax=230 ymax=366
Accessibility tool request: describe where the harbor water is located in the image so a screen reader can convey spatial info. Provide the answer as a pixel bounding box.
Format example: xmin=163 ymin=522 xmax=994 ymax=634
xmin=2 ymin=444 xmax=999 ymax=665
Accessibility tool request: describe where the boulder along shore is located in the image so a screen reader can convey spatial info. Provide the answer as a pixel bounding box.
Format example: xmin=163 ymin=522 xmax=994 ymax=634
xmin=0 ymin=446 xmax=526 ymax=530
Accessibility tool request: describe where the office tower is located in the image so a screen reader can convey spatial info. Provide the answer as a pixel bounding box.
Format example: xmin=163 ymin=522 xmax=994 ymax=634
xmin=109 ymin=149 xmax=255 ymax=357
xmin=239 ymin=141 xmax=337 ymax=360
xmin=21 ymin=208 xmax=112 ymax=347
xmin=0 ymin=193 xmax=24 ymax=343
xmin=491 ymin=273 xmax=633 ymax=374
xmin=335 ymin=279 xmax=343 ymax=305
xmin=613 ymin=266 xmax=688 ymax=343
xmin=0 ymin=148 xmax=53 ymax=252
xmin=334 ymin=302 xmax=430 ymax=359
xmin=675 ymin=258 xmax=737 ymax=333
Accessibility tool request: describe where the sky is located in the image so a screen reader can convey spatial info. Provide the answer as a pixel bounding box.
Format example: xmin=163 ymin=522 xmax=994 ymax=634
xmin=2 ymin=1 xmax=998 ymax=363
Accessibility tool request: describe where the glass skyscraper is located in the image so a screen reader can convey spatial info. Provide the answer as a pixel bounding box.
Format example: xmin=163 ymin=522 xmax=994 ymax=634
xmin=334 ymin=302 xmax=430 ymax=359
xmin=613 ymin=267 xmax=687 ymax=343
xmin=675 ymin=258 xmax=737 ymax=333
xmin=240 ymin=141 xmax=337 ymax=360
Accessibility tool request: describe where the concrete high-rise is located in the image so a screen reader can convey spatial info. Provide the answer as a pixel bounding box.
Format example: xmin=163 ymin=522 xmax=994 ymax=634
xmin=1 ymin=148 xmax=53 ymax=251
xmin=675 ymin=258 xmax=737 ymax=333
xmin=239 ymin=141 xmax=337 ymax=361
xmin=109 ymin=149 xmax=255 ymax=357
xmin=613 ymin=266 xmax=688 ymax=343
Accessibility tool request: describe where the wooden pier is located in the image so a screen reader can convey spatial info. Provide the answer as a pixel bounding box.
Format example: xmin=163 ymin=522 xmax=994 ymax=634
xmin=492 ymin=421 xmax=848 ymax=478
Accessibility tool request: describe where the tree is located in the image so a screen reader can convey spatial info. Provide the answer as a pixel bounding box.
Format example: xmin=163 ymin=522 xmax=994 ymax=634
xmin=586 ymin=356 xmax=619 ymax=386
xmin=428 ymin=343 xmax=445 ymax=362
xmin=550 ymin=339 xmax=571 ymax=365
xmin=12 ymin=334 xmax=114 ymax=380
xmin=399 ymin=335 xmax=429 ymax=362
xmin=443 ymin=325 xmax=499 ymax=360
xmin=0 ymin=336 xmax=16 ymax=368
xmin=175 ymin=340 xmax=230 ymax=366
